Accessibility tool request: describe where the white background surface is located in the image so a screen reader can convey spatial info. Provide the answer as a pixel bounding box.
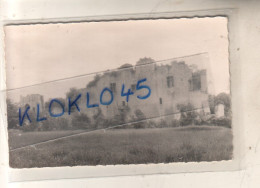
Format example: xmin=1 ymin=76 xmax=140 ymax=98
xmin=1 ymin=0 xmax=260 ymax=187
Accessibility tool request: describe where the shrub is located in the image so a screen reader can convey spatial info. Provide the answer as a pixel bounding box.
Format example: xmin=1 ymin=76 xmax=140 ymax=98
xmin=171 ymin=119 xmax=180 ymax=127
xmin=177 ymin=103 xmax=198 ymax=126
xmin=211 ymin=117 xmax=231 ymax=128
xmin=158 ymin=119 xmax=167 ymax=128
xmin=22 ymin=120 xmax=37 ymax=132
xmin=71 ymin=113 xmax=91 ymax=129
xmin=19 ymin=110 xmax=38 ymax=132
xmin=147 ymin=120 xmax=157 ymax=128
xmin=56 ymin=117 xmax=69 ymax=130
xmin=135 ymin=109 xmax=145 ymax=120
xmin=7 ymin=99 xmax=19 ymax=129
xmin=41 ymin=120 xmax=51 ymax=131
xmin=93 ymin=108 xmax=106 ymax=129
xmin=133 ymin=109 xmax=146 ymax=128
xmin=41 ymin=117 xmax=69 ymax=131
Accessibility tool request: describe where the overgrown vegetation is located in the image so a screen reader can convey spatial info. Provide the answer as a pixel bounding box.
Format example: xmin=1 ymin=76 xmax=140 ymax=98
xmin=177 ymin=103 xmax=198 ymax=126
xmin=86 ymin=74 xmax=101 ymax=88
xmin=7 ymin=87 xmax=232 ymax=132
xmin=71 ymin=113 xmax=91 ymax=129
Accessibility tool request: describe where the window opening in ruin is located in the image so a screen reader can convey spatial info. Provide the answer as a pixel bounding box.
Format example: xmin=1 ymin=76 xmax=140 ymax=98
xmin=189 ymin=80 xmax=192 ymax=91
xmin=192 ymin=74 xmax=201 ymax=91
xmin=159 ymin=98 xmax=162 ymax=104
xmin=131 ymin=84 xmax=136 ymax=92
xmin=110 ymin=83 xmax=116 ymax=92
xmin=189 ymin=75 xmax=201 ymax=91
xmin=167 ymin=76 xmax=174 ymax=88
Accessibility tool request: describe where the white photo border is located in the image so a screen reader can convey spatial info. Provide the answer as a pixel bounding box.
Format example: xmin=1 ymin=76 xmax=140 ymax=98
xmin=0 ymin=8 xmax=244 ymax=183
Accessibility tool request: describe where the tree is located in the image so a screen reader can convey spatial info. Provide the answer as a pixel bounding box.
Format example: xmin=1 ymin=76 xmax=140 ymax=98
xmin=208 ymin=92 xmax=231 ymax=116
xmin=93 ymin=108 xmax=106 ymax=128
xmin=45 ymin=97 xmax=67 ymax=111
xmin=6 ymin=99 xmax=19 ymax=129
xmin=133 ymin=109 xmax=146 ymax=128
xmin=66 ymin=88 xmax=81 ymax=113
xmin=20 ymin=107 xmax=38 ymax=132
xmin=66 ymin=88 xmax=80 ymax=99
xmin=208 ymin=94 xmax=215 ymax=114
xmin=136 ymin=57 xmax=156 ymax=66
xmin=109 ymin=106 xmax=131 ymax=129
xmin=215 ymin=93 xmax=231 ymax=107
xmin=86 ymin=74 xmax=101 ymax=88
xmin=135 ymin=109 xmax=146 ymax=120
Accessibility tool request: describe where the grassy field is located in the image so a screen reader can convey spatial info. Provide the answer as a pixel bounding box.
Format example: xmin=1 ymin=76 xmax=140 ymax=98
xmin=9 ymin=126 xmax=233 ymax=168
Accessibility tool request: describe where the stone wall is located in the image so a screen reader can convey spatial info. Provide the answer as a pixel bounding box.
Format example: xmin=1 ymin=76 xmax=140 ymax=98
xmin=77 ymin=59 xmax=209 ymax=123
xmin=20 ymin=94 xmax=44 ymax=112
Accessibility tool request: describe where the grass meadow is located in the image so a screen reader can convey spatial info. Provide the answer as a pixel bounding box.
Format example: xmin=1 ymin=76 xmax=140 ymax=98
xmin=9 ymin=126 xmax=233 ymax=168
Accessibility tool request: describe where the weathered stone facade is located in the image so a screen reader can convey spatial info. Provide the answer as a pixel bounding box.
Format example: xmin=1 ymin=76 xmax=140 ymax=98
xmin=20 ymin=94 xmax=44 ymax=113
xmin=18 ymin=58 xmax=210 ymax=125
xmin=77 ymin=58 xmax=210 ymax=121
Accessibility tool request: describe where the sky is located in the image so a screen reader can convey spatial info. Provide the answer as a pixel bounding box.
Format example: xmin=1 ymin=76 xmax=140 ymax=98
xmin=4 ymin=17 xmax=229 ymax=102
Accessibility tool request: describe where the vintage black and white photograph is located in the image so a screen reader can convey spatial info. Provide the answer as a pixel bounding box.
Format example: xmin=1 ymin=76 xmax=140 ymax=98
xmin=5 ymin=17 xmax=232 ymax=168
